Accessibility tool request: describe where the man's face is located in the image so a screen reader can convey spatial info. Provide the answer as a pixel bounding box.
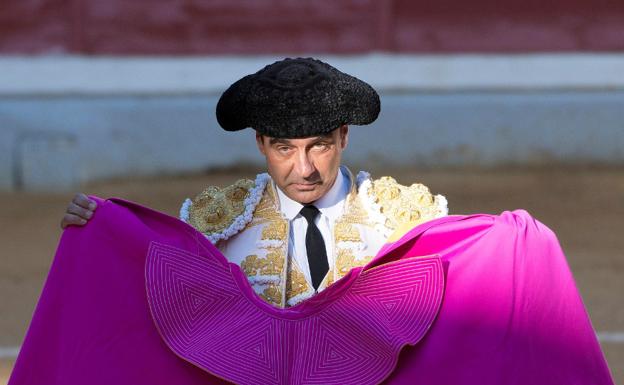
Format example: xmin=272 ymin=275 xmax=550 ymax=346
xmin=256 ymin=125 xmax=349 ymax=204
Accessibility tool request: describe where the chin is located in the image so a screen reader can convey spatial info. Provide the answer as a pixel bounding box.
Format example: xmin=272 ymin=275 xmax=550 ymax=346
xmin=289 ymin=189 xmax=323 ymax=205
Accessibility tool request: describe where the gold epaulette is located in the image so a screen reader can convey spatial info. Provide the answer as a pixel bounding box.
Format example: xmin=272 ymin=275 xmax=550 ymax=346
xmin=187 ymin=178 xmax=256 ymax=235
xmin=369 ymin=176 xmax=447 ymax=232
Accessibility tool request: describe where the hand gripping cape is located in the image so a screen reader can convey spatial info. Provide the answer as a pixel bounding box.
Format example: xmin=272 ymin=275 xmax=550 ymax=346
xmin=9 ymin=197 xmax=613 ymax=385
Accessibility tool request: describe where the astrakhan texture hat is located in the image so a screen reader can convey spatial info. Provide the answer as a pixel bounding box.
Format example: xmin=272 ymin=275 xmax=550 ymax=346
xmin=216 ymin=57 xmax=380 ymax=138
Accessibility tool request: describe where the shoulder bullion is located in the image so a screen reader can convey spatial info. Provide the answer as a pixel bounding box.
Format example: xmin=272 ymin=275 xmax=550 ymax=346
xmin=179 ymin=173 xmax=272 ymax=244
xmin=181 ymin=178 xmax=255 ymax=234
xmin=360 ymin=174 xmax=448 ymax=235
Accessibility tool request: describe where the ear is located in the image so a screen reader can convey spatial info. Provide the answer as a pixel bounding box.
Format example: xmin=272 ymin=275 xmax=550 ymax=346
xmin=340 ymin=125 xmax=349 ymax=150
xmin=255 ymin=131 xmax=266 ymax=156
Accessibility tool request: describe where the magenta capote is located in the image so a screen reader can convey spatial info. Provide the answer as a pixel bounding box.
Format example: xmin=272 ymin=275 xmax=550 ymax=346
xmin=9 ymin=197 xmax=614 ymax=385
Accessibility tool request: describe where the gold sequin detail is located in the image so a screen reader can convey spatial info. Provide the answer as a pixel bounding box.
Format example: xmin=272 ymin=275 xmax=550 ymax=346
xmin=188 ymin=179 xmax=255 ymax=234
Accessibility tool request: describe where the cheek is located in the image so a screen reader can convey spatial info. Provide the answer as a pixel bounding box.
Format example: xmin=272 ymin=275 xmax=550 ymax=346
xmin=322 ymin=150 xmax=341 ymax=171
xmin=308 ymin=152 xmax=338 ymax=185
xmin=267 ymin=154 xmax=293 ymax=181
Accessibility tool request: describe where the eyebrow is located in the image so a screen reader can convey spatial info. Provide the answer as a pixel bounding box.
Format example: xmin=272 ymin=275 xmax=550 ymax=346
xmin=268 ymin=134 xmax=333 ymax=146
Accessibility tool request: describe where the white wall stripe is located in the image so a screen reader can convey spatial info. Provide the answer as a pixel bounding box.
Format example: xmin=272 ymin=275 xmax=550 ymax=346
xmin=0 ymin=331 xmax=623 ymax=359
xmin=1 ymin=53 xmax=624 ymax=96
xmin=0 ymin=347 xmax=20 ymax=359
xmin=597 ymin=332 xmax=624 ymax=343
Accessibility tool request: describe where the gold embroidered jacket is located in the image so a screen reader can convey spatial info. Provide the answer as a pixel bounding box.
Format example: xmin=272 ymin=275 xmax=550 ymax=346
xmin=179 ymin=168 xmax=448 ymax=308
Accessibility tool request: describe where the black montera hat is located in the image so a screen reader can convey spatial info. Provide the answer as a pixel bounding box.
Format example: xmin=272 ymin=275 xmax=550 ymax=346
xmin=216 ymin=57 xmax=380 ymax=138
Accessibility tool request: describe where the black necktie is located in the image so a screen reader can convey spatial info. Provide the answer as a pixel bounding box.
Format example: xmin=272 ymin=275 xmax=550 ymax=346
xmin=299 ymin=205 xmax=329 ymax=291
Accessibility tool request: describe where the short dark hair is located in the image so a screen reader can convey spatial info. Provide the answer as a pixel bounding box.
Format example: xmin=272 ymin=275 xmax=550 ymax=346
xmin=259 ymin=126 xmax=343 ymax=145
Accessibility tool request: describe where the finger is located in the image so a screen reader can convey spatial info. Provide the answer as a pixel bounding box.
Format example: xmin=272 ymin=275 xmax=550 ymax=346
xmin=61 ymin=213 xmax=87 ymax=228
xmin=67 ymin=202 xmax=93 ymax=220
xmin=73 ymin=193 xmax=97 ymax=210
xmin=73 ymin=193 xmax=96 ymax=210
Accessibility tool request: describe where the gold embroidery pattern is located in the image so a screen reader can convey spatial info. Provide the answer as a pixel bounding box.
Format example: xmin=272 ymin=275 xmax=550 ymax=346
xmin=335 ymin=249 xmax=374 ymax=279
xmin=260 ymin=284 xmax=282 ymax=305
xmin=188 ymin=179 xmax=255 ymax=234
xmin=371 ymin=176 xmax=441 ymax=231
xmin=241 ymin=249 xmax=284 ymax=277
xmin=261 ymin=221 xmax=288 ymax=241
xmin=341 ymin=188 xmax=371 ymax=227
xmin=241 ymin=254 xmax=259 ymax=276
xmin=285 ymin=264 xmax=310 ymax=301
xmin=336 ymin=249 xmax=356 ymax=278
xmin=262 ymin=249 xmax=286 ymax=275
xmin=334 ymin=221 xmax=361 ymax=243
xmin=240 ymin=184 xmax=289 ymax=307
xmin=249 ymin=184 xmax=287 ymax=229
xmin=319 ymin=268 xmax=335 ymax=290
xmin=331 ymin=171 xmax=375 ymax=280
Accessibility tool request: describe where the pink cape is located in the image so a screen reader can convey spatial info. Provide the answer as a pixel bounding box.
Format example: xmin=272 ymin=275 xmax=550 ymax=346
xmin=9 ymin=197 xmax=613 ymax=385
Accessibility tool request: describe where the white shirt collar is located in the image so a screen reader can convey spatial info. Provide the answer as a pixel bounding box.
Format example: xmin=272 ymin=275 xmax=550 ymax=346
xmin=275 ymin=166 xmax=348 ymax=221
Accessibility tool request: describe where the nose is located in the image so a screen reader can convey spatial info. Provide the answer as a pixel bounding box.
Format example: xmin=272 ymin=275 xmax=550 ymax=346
xmin=294 ymin=151 xmax=316 ymax=179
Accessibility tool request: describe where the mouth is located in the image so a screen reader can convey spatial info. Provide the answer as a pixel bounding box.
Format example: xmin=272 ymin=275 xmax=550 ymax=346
xmin=292 ymin=182 xmax=320 ymax=190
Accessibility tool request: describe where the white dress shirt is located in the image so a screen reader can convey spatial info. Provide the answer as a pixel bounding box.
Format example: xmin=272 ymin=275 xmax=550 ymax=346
xmin=274 ymin=167 xmax=349 ymax=289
